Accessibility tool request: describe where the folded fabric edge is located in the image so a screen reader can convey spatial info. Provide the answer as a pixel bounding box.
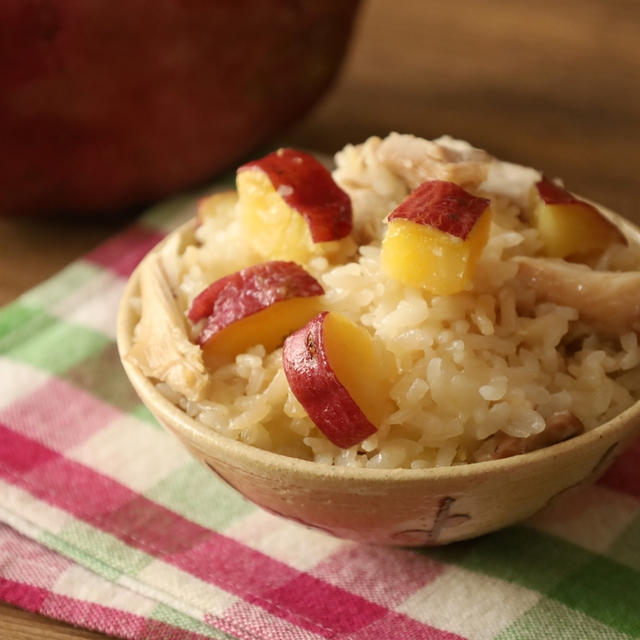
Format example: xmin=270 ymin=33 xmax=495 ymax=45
xmin=0 ymin=505 xmax=233 ymax=640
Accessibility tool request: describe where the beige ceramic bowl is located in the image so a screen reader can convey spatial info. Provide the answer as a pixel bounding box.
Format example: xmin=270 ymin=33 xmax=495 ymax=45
xmin=117 ymin=205 xmax=640 ymax=546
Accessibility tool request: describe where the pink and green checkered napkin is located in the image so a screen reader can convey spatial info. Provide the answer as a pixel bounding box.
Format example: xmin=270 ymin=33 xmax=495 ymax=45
xmin=1 ymin=186 xmax=640 ymax=640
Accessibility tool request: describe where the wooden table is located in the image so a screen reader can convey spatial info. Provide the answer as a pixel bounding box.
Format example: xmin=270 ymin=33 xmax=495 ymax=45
xmin=1 ymin=0 xmax=638 ymax=637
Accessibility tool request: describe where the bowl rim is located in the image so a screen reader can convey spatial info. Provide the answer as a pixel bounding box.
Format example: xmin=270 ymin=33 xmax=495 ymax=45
xmin=116 ymin=203 xmax=640 ymax=485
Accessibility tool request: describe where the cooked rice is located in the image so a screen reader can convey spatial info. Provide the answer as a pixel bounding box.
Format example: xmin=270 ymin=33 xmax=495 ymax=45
xmin=132 ymin=133 xmax=640 ymax=468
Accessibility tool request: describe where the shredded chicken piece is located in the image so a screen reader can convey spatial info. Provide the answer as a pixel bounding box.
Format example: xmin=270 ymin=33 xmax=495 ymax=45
xmin=474 ymin=411 xmax=584 ymax=461
xmin=332 ymin=133 xmax=498 ymax=244
xmin=478 ymin=160 xmax=542 ymax=209
xmin=332 ymin=136 xmax=409 ymax=243
xmin=376 ymin=133 xmax=494 ymax=191
xmin=127 ymin=253 xmax=208 ymax=401
xmin=513 ymin=256 xmax=640 ymax=336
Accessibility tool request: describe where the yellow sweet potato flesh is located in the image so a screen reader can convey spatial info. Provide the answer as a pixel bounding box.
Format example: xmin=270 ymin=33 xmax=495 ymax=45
xmin=533 ymin=200 xmax=623 ymax=258
xmin=202 ymin=297 xmax=321 ymax=366
xmin=381 ymin=209 xmax=492 ymax=294
xmin=323 ymin=312 xmax=389 ymax=428
xmin=237 ymin=169 xmax=348 ymax=263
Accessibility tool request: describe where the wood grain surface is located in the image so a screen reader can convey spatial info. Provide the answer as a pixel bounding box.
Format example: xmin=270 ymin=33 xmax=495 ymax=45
xmin=1 ymin=0 xmax=639 ymax=637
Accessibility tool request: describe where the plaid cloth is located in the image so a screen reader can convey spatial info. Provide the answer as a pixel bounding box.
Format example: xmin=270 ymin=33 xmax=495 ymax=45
xmin=1 ymin=186 xmax=640 ymax=640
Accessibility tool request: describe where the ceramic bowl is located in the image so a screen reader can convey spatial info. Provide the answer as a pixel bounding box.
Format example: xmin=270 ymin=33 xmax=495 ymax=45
xmin=116 ymin=205 xmax=640 ymax=546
